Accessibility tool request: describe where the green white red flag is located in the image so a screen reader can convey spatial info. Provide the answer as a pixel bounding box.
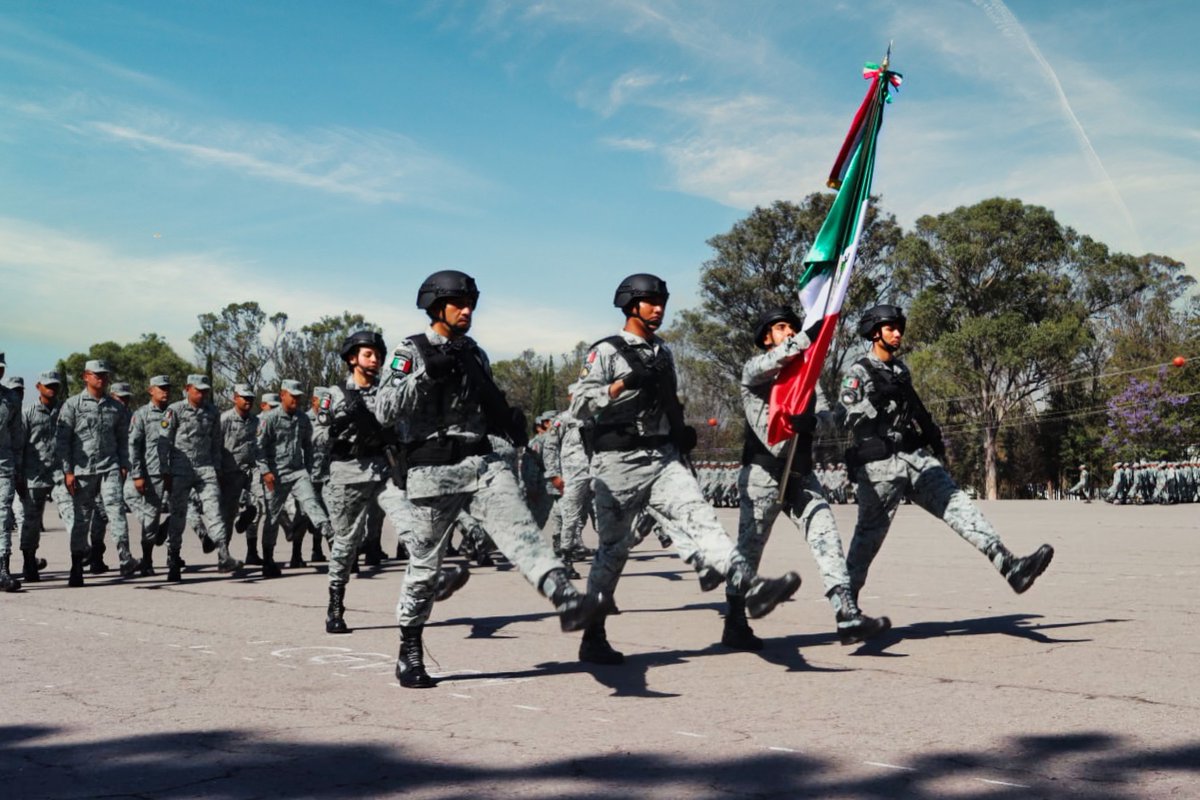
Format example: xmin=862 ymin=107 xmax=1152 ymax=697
xmin=767 ymin=59 xmax=902 ymax=445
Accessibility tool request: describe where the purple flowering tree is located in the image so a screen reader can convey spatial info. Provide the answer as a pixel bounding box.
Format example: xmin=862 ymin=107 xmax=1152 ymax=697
xmin=1103 ymin=367 xmax=1193 ymax=459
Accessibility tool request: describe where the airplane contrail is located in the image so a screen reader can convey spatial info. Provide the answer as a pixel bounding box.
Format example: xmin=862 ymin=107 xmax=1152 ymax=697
xmin=972 ymin=0 xmax=1141 ymax=248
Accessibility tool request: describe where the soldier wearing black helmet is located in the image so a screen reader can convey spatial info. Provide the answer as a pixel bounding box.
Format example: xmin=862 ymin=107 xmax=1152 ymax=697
xmin=728 ymin=306 xmax=890 ymax=650
xmin=840 ymin=303 xmax=1055 ymax=602
xmin=569 ymin=274 xmax=802 ymax=665
xmin=372 ymin=270 xmax=609 ymax=688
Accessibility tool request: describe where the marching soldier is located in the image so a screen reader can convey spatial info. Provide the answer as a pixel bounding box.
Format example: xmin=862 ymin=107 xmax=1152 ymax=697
xmin=219 ymin=384 xmax=261 ymax=563
xmin=0 ymin=354 xmax=24 ymax=591
xmin=125 ymin=375 xmax=172 ymax=575
xmin=840 ymin=305 xmax=1054 ymax=602
xmin=55 ymin=359 xmax=139 ymax=585
xmin=373 ymin=271 xmax=608 ymax=687
xmin=256 ymin=379 xmax=332 ymax=577
xmin=158 ymin=374 xmax=243 ymax=581
xmin=570 ymin=274 xmax=801 ymax=664
xmin=728 ymin=307 xmax=890 ymax=650
xmin=17 ymin=372 xmax=66 ymax=583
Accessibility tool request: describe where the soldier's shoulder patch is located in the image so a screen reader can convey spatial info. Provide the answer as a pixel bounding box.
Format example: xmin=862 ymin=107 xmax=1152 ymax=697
xmin=319 ymin=395 xmax=332 ymax=411
xmin=587 ymin=350 xmax=598 ymax=364
xmin=841 ymin=377 xmax=860 ymax=390
xmin=390 ymin=354 xmax=413 ymax=374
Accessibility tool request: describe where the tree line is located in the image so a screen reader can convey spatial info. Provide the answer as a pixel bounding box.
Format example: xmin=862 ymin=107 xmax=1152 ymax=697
xmin=54 ymin=193 xmax=1198 ymax=498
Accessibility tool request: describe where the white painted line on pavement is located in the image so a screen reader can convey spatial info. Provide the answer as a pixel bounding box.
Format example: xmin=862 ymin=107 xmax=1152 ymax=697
xmin=242 ymin=657 xmax=256 ymax=661
xmin=248 ymin=640 xmax=272 ymax=644
xmin=333 ymin=673 xmax=349 ymax=677
xmin=36 ymin=621 xmax=48 ymax=626
xmin=978 ymin=778 xmax=1030 ymax=788
xmin=592 ymin=718 xmax=612 ymax=723
xmin=188 ymin=645 xmax=209 ymax=649
xmin=674 ymin=731 xmax=705 ymax=738
xmin=450 ymin=693 xmax=473 ymax=699
xmin=166 ymin=644 xmax=182 ymax=648
xmin=515 ymin=705 xmax=544 ymax=711
xmin=864 ymin=761 xmax=916 ymax=772
xmin=768 ymin=746 xmax=797 ymax=753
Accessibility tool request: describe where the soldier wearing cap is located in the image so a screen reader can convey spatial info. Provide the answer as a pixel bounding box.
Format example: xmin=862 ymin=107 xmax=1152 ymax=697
xmin=158 ymin=373 xmax=242 ymax=580
xmin=256 ymin=379 xmax=332 ymax=577
xmin=553 ymin=408 xmax=593 ymax=565
xmin=570 ymin=274 xmax=800 ymax=664
xmin=54 ymin=359 xmax=139 ymax=585
xmin=373 ymin=271 xmax=608 ymax=687
xmin=0 ymin=352 xmax=26 ymax=591
xmin=220 ymin=383 xmax=262 ymax=564
xmin=125 ymin=375 xmax=173 ymax=575
xmin=840 ymin=304 xmax=1054 ymax=602
xmin=1066 ymin=464 xmax=1091 ymax=503
xmin=16 ymin=370 xmax=68 ymax=583
xmin=297 ymin=386 xmax=332 ymax=565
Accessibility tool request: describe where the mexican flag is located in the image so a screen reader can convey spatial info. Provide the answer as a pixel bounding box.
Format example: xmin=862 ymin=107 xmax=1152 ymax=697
xmin=766 ymin=59 xmax=902 ymax=445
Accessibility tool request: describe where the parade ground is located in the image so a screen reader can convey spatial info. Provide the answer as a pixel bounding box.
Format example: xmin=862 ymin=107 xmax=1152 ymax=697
xmin=2 ymin=499 xmax=1197 ymax=799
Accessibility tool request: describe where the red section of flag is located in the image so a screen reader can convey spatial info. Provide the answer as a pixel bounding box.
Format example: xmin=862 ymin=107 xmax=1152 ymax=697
xmin=827 ymin=76 xmax=880 ymax=189
xmin=766 ymin=313 xmax=841 ymax=445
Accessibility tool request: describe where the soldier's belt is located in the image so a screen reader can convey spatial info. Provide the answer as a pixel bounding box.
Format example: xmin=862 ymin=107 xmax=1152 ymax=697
xmin=405 ymin=436 xmax=492 ymax=467
xmin=591 ymin=424 xmax=671 ymax=452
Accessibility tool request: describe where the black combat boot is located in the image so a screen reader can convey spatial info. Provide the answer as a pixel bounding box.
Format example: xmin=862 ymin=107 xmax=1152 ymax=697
xmin=140 ymin=542 xmax=156 ymax=577
xmin=991 ymin=543 xmax=1054 ymax=593
xmin=578 ymin=620 xmax=624 ymax=665
xmin=562 ymin=559 xmax=581 ymax=580
xmin=289 ymin=536 xmax=306 ymax=569
xmin=216 ymin=541 xmax=244 ymax=573
xmin=434 ymin=564 xmax=471 ymax=602
xmin=88 ymin=550 xmax=110 ymax=575
xmin=742 ymin=571 xmax=802 ymax=619
xmin=201 ymin=535 xmax=216 ymax=554
xmin=244 ymin=536 xmax=263 ymax=566
xmin=395 ymin=625 xmax=435 ymax=688
xmin=541 ymin=568 xmax=610 ymax=633
xmin=22 ymin=549 xmax=44 ymax=583
xmin=721 ymin=595 xmax=763 ymax=651
xmin=154 ymin=516 xmax=169 ymax=546
xmin=166 ymin=554 xmax=183 ymax=583
xmin=0 ymin=555 xmax=22 ymax=592
xmin=261 ymin=545 xmax=281 ymax=578
xmin=326 ymin=583 xmax=350 ymax=634
xmin=311 ymin=534 xmax=327 ymax=563
xmin=363 ymin=540 xmax=382 ymax=568
xmin=829 ymin=585 xmax=891 ymax=646
xmin=688 ymin=556 xmax=723 ymax=592
xmin=68 ymin=552 xmax=85 ymax=587
xmin=234 ymin=505 xmax=256 ymax=534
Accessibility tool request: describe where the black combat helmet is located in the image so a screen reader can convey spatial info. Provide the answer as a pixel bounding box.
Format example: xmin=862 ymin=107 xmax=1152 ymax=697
xmin=752 ymin=306 xmax=803 ymax=350
xmin=857 ymin=304 xmax=907 ymax=340
xmin=613 ymin=273 xmax=670 ymax=310
xmin=339 ymin=330 xmax=387 ymax=363
xmin=416 ymin=270 xmax=480 ymax=310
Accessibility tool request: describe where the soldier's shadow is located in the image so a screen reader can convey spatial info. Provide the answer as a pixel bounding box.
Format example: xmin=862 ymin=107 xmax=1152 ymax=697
xmin=839 ymin=613 xmax=1125 ymax=657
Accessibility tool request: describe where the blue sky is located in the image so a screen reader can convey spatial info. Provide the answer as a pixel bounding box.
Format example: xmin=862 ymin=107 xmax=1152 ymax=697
xmin=2 ymin=1 xmax=1196 ymax=388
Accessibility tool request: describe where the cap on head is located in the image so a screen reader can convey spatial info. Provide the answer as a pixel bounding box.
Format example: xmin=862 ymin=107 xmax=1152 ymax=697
xmin=857 ymin=304 xmax=907 ymax=340
xmin=340 ymin=330 xmax=387 ymax=363
xmin=753 ymin=306 xmax=803 ymax=350
xmin=613 ymin=274 xmax=669 ymax=310
xmin=262 ymin=392 xmax=280 ymax=407
xmin=279 ymin=379 xmax=306 ymax=397
xmin=186 ymin=373 xmax=212 ymax=390
xmin=39 ymin=370 xmax=63 ymax=386
xmin=416 ymin=270 xmax=479 ymax=310
xmin=84 ymin=359 xmax=113 ymax=374
xmin=232 ymin=383 xmax=255 ymax=398
xmin=111 ymin=382 xmax=133 ymax=397
xmin=149 ymin=375 xmax=172 ymax=389
xmin=3 ymin=376 xmax=24 ymax=390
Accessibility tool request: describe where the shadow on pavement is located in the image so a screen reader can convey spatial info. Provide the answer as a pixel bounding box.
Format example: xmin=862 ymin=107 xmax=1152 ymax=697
xmin=0 ymin=723 xmax=1195 ymax=799
xmin=848 ymin=614 xmax=1126 ymax=656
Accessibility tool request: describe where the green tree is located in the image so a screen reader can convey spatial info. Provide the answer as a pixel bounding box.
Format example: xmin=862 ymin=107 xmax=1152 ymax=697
xmin=191 ymin=302 xmax=287 ymax=391
xmin=896 ymin=198 xmax=1166 ymax=499
xmin=60 ymin=334 xmax=196 ymax=407
xmin=274 ymin=312 xmax=382 ymax=393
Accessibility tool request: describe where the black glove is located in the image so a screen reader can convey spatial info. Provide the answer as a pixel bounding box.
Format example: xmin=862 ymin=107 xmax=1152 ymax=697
xmin=621 ymin=368 xmax=656 ymax=393
xmin=803 ymin=319 xmax=823 ymax=344
xmin=789 ymin=414 xmax=818 ymax=434
xmin=423 ymin=350 xmax=457 ymax=382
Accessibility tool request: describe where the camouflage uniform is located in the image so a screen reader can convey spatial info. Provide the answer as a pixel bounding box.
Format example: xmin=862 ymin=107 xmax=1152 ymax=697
xmin=158 ymin=396 xmax=232 ymax=564
xmin=374 ymin=328 xmax=567 ymax=628
xmin=219 ymin=404 xmax=259 ymax=542
xmin=555 ymin=414 xmax=592 ymax=555
xmin=570 ymin=331 xmax=755 ymax=601
xmin=126 ymin=398 xmax=170 ymax=546
xmin=840 ymin=351 xmax=1045 ymax=594
xmin=0 ymin=380 xmax=25 ymax=563
xmin=735 ymin=335 xmax=851 ymax=598
xmin=18 ymin=392 xmax=65 ymax=557
xmin=55 ymin=387 xmax=136 ymax=567
xmin=256 ymin=399 xmax=330 ymax=556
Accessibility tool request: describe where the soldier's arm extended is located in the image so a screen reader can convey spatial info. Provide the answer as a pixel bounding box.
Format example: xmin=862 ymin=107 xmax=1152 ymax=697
xmin=741 ymin=333 xmax=811 ymax=389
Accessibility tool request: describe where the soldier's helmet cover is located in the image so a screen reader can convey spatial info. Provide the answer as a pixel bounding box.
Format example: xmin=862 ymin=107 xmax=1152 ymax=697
xmin=340 ymin=330 xmax=387 ymax=363
xmin=613 ymin=274 xmax=669 ymax=309
xmin=417 ymin=270 xmax=480 ymax=310
xmin=857 ymin=304 xmax=907 ymax=340
xmin=753 ymin=306 xmax=803 ymax=350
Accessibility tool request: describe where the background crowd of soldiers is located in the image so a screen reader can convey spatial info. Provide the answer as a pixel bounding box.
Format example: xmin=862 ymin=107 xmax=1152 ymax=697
xmin=1103 ymin=461 xmax=1200 ymax=505
xmin=696 ymin=462 xmax=853 ymax=508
